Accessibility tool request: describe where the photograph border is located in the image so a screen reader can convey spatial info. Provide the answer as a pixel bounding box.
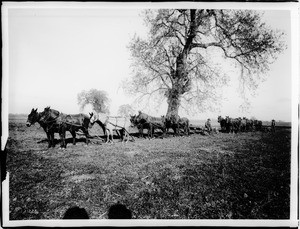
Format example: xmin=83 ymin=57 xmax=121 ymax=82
xmin=2 ymin=1 xmax=299 ymax=227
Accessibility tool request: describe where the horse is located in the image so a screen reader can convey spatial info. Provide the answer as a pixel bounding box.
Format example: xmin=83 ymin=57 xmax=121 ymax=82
xmin=26 ymin=108 xmax=61 ymax=148
xmin=90 ymin=112 xmax=132 ymax=143
xmin=40 ymin=107 xmax=92 ymax=148
xmin=135 ymin=111 xmax=166 ymax=138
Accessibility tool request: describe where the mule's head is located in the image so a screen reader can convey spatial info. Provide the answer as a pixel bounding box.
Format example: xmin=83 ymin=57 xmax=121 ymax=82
xmin=217 ymin=116 xmax=222 ymax=122
xmin=129 ymin=115 xmax=137 ymax=127
xmin=26 ymin=108 xmax=38 ymax=127
xmin=135 ymin=114 xmax=142 ymax=123
xmin=89 ymin=112 xmax=100 ymax=125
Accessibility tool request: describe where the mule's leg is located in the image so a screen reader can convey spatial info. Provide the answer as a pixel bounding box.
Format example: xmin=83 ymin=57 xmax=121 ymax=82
xmin=106 ymin=129 xmax=111 ymax=143
xmin=71 ymin=130 xmax=76 ymax=145
xmin=138 ymin=126 xmax=143 ymax=138
xmin=111 ymin=129 xmax=114 ymax=143
xmin=173 ymin=126 xmax=177 ymax=137
xmin=125 ymin=130 xmax=129 ymax=143
xmin=120 ymin=129 xmax=125 ymax=143
xmin=83 ymin=128 xmax=90 ymax=145
xmin=46 ymin=132 xmax=52 ymax=148
xmin=59 ymin=130 xmax=66 ymax=148
xmin=50 ymin=131 xmax=55 ymax=148
xmin=148 ymin=125 xmax=153 ymax=139
xmin=162 ymin=127 xmax=166 ymax=138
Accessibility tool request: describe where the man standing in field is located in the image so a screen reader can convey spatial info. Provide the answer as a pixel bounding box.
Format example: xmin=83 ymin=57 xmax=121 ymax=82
xmin=271 ymin=119 xmax=276 ymax=132
xmin=205 ymin=118 xmax=212 ymax=135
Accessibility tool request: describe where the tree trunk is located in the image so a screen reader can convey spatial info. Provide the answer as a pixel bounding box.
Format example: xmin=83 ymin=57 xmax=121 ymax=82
xmin=166 ymin=88 xmax=181 ymax=117
xmin=166 ymin=9 xmax=197 ymax=118
xmin=166 ymin=87 xmax=181 ymax=135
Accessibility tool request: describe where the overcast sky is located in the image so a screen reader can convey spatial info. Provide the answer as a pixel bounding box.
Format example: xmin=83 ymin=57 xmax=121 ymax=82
xmin=4 ymin=2 xmax=295 ymax=122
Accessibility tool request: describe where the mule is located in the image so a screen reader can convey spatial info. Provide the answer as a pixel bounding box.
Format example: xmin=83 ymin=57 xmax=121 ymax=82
xmin=163 ymin=114 xmax=180 ymax=136
xmin=217 ymin=116 xmax=227 ymax=132
xmin=130 ymin=113 xmax=153 ymax=139
xmin=90 ymin=112 xmax=132 ymax=143
xmin=225 ymin=116 xmax=241 ymax=133
xmin=246 ymin=119 xmax=254 ymax=132
xmin=178 ymin=117 xmax=190 ymax=136
xmin=40 ymin=107 xmax=92 ymax=148
xmin=26 ymin=108 xmax=59 ymax=148
xmin=253 ymin=120 xmax=263 ymax=131
xmin=135 ymin=111 xmax=166 ymax=138
xmin=238 ymin=117 xmax=247 ymax=132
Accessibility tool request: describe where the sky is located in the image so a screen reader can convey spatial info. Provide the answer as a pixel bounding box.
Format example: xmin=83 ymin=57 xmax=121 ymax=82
xmin=4 ymin=2 xmax=296 ymax=122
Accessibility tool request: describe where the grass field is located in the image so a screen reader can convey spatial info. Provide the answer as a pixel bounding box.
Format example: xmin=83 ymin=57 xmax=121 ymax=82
xmin=5 ymin=114 xmax=291 ymax=219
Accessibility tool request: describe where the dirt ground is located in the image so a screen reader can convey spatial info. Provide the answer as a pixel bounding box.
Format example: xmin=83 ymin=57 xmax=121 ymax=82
xmin=5 ymin=115 xmax=291 ymax=220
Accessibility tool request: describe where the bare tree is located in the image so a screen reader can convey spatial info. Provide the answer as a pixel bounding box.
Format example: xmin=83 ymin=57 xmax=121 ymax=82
xmin=118 ymin=104 xmax=135 ymax=117
xmin=77 ymin=89 xmax=110 ymax=113
xmin=125 ymin=9 xmax=286 ymax=117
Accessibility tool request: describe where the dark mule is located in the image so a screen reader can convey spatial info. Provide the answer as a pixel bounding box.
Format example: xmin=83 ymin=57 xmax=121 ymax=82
xmin=163 ymin=114 xmax=189 ymax=136
xmin=40 ymin=107 xmax=92 ymax=148
xmin=26 ymin=108 xmax=58 ymax=148
xmin=225 ymin=116 xmax=241 ymax=133
xmin=239 ymin=117 xmax=247 ymax=132
xmin=163 ymin=114 xmax=180 ymax=136
xmin=136 ymin=111 xmax=167 ymax=138
xmin=130 ymin=112 xmax=153 ymax=139
xmin=178 ymin=117 xmax=190 ymax=136
xmin=217 ymin=116 xmax=227 ymax=132
xmin=246 ymin=119 xmax=254 ymax=132
xmin=253 ymin=120 xmax=263 ymax=131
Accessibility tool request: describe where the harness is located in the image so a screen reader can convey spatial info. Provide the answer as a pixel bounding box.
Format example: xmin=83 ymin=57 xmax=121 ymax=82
xmin=43 ymin=113 xmax=86 ymax=132
xmin=102 ymin=116 xmax=135 ymax=141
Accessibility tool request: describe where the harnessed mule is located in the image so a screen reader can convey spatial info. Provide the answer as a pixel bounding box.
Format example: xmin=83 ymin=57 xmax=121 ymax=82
xmin=178 ymin=117 xmax=190 ymax=136
xmin=218 ymin=116 xmax=227 ymax=132
xmin=26 ymin=108 xmax=61 ymax=148
xmin=253 ymin=120 xmax=263 ymax=131
xmin=90 ymin=112 xmax=133 ymax=143
xmin=225 ymin=116 xmax=241 ymax=133
xmin=130 ymin=113 xmax=152 ymax=139
xmin=163 ymin=114 xmax=179 ymax=136
xmin=163 ymin=114 xmax=189 ymax=136
xmin=40 ymin=107 xmax=92 ymax=148
xmin=135 ymin=111 xmax=166 ymax=138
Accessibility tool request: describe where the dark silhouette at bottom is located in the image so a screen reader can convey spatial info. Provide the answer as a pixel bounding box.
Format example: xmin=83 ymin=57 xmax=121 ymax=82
xmin=63 ymin=206 xmax=89 ymax=219
xmin=108 ymin=203 xmax=132 ymax=219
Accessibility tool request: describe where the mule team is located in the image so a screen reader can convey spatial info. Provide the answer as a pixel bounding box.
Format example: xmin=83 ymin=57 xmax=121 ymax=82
xmin=217 ymin=116 xmax=269 ymax=133
xmin=26 ymin=107 xmax=274 ymax=148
